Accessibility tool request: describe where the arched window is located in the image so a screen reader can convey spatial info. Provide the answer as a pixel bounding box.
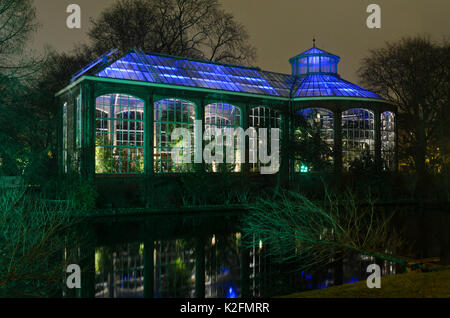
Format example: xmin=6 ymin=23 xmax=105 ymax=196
xmin=154 ymin=98 xmax=196 ymax=173
xmin=95 ymin=94 xmax=145 ymax=174
xmin=205 ymin=103 xmax=241 ymax=172
xmin=295 ymin=108 xmax=334 ymax=172
xmin=249 ymin=106 xmax=281 ymax=172
xmin=342 ymin=108 xmax=375 ymax=169
xmin=297 ymin=108 xmax=334 ymax=144
xmin=381 ymin=111 xmax=395 ymax=170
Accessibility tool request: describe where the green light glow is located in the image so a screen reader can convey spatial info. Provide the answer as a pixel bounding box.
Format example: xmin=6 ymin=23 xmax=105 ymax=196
xmin=300 ymin=164 xmax=309 ymax=173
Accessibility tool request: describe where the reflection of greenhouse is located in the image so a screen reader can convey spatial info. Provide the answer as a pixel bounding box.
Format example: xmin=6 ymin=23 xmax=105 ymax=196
xmin=94 ymin=235 xmax=245 ymax=298
xmin=91 ymin=232 xmax=397 ymax=298
xmin=57 ymin=44 xmax=396 ymax=178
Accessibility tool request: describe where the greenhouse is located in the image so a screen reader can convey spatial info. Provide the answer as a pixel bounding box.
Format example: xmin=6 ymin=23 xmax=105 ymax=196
xmin=56 ymin=44 xmax=396 ymax=180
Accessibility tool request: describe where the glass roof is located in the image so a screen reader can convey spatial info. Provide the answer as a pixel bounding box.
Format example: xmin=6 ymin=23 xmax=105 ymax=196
xmin=87 ymin=50 xmax=382 ymax=100
xmin=289 ymin=46 xmax=340 ymax=61
xmin=96 ymin=52 xmax=294 ymax=97
xmin=293 ymin=74 xmax=382 ymax=99
xmin=289 ymin=46 xmax=341 ymax=76
xmin=301 ymin=47 xmax=329 ymax=55
xmin=294 ymin=47 xmax=338 ymax=58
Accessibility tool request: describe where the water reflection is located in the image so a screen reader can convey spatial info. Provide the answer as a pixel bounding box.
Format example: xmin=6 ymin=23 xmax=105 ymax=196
xmin=85 ymin=213 xmax=400 ymax=298
xmin=94 ymin=233 xmax=243 ymax=298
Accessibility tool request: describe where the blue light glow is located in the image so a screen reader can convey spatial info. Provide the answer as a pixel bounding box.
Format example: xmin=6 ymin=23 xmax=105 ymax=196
xmin=289 ymin=47 xmax=340 ymax=76
xmin=90 ymin=49 xmax=383 ymax=100
xmin=318 ymin=279 xmax=333 ymax=289
xmin=220 ymin=266 xmax=230 ymax=275
xmin=300 ymin=271 xmax=312 ymax=280
xmin=226 ymin=286 xmax=237 ymax=298
xmin=97 ymin=52 xmax=285 ymax=96
xmin=294 ymin=75 xmax=381 ymax=99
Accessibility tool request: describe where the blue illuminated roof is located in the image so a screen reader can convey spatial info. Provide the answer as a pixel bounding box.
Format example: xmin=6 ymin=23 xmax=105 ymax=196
xmin=293 ymin=74 xmax=382 ymax=99
xmin=96 ymin=51 xmax=294 ymax=97
xmin=302 ymin=47 xmax=329 ymax=55
xmin=289 ymin=46 xmax=341 ymax=76
xmin=289 ymin=47 xmax=340 ymax=60
xmin=74 ymin=48 xmax=383 ymax=101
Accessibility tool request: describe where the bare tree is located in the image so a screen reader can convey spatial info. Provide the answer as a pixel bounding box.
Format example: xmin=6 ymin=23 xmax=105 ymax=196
xmin=241 ymin=190 xmax=408 ymax=272
xmin=0 ymin=0 xmax=38 ymax=77
xmin=358 ymin=36 xmax=450 ymax=176
xmin=0 ymin=0 xmax=45 ymax=178
xmin=201 ymin=9 xmax=256 ymax=64
xmin=88 ymin=0 xmax=256 ymax=64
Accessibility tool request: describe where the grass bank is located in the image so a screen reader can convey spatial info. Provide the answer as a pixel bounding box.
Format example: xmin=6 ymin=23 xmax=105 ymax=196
xmin=282 ymin=269 xmax=450 ymax=298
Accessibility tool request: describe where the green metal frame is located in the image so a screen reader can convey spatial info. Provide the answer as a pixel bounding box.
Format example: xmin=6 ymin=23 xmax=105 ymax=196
xmin=56 ymin=76 xmax=289 ymax=103
xmin=248 ymin=106 xmax=281 ymax=172
xmin=55 ymin=75 xmax=398 ymax=180
xmin=153 ymin=98 xmax=196 ymax=173
xmin=204 ymin=102 xmax=242 ymax=172
xmin=341 ymin=108 xmax=375 ymax=167
xmin=95 ymin=93 xmax=145 ymax=175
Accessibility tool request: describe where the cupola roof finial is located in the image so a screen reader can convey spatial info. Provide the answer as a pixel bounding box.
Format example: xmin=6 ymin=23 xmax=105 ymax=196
xmin=313 ymin=37 xmax=316 ymax=48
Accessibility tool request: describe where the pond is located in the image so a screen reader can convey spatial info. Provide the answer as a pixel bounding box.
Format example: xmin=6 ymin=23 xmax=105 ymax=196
xmin=88 ymin=212 xmax=251 ymax=298
xmin=66 ymin=204 xmax=450 ymax=298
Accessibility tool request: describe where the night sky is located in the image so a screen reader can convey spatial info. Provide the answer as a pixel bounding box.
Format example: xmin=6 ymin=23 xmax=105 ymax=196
xmin=31 ymin=0 xmax=449 ymax=83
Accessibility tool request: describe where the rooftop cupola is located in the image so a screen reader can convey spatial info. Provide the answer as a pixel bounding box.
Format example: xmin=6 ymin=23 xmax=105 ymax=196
xmin=289 ymin=39 xmax=341 ymax=76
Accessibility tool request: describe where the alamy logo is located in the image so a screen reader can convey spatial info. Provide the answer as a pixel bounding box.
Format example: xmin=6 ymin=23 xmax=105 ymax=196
xmin=170 ymin=120 xmax=280 ymax=175
xmin=366 ymin=264 xmax=381 ymax=288
xmin=66 ymin=264 xmax=81 ymax=289
xmin=66 ymin=4 xmax=81 ymax=29
xmin=366 ymin=4 xmax=381 ymax=29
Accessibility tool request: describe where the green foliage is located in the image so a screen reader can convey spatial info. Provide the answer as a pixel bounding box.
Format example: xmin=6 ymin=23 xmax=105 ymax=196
xmin=348 ymin=150 xmax=378 ymax=174
xmin=242 ymin=189 xmax=409 ymax=272
xmin=291 ymin=115 xmax=333 ymax=173
xmin=0 ymin=1 xmax=54 ymax=185
xmin=180 ymin=172 xmax=256 ymax=207
xmin=95 ymin=136 xmax=113 ymax=173
xmin=0 ymin=185 xmax=89 ymax=297
xmin=167 ymin=257 xmax=192 ymax=292
xmin=39 ymin=175 xmax=99 ymax=212
xmin=94 ymin=246 xmax=115 ymax=275
xmin=68 ymin=180 xmax=99 ymax=212
xmin=95 ymin=136 xmax=144 ymax=174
